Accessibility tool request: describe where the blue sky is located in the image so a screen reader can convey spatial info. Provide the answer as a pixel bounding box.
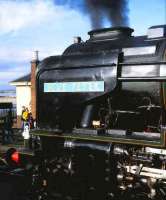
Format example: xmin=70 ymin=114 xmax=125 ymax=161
xmin=0 ymin=0 xmax=166 ymax=90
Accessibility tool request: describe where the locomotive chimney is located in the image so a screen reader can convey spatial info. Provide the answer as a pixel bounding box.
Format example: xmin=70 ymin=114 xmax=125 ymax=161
xmin=73 ymin=36 xmax=82 ymax=44
xmin=88 ymin=27 xmax=134 ymax=41
xmin=31 ymin=50 xmax=39 ymax=121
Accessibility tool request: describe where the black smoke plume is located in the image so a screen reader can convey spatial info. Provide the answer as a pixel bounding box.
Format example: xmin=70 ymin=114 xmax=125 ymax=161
xmin=54 ymin=0 xmax=129 ymax=29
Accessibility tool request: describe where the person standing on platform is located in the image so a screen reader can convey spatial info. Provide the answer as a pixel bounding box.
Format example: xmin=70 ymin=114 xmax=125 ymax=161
xmin=22 ymin=107 xmax=29 ymax=129
xmin=21 ymin=106 xmax=26 ymax=130
xmin=22 ymin=122 xmax=30 ymax=149
xmin=22 ymin=108 xmax=30 ymax=149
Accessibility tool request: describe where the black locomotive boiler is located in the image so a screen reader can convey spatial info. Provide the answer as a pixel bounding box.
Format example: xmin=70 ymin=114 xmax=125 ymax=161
xmin=30 ymin=25 xmax=166 ymax=200
xmin=2 ymin=25 xmax=166 ymax=200
xmin=37 ymin=25 xmax=166 ymax=140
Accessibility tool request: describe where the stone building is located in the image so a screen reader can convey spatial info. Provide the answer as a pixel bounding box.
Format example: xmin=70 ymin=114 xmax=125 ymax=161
xmin=10 ymin=51 xmax=39 ymax=128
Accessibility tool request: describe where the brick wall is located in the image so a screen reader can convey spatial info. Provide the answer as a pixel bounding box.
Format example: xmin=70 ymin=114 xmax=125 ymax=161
xmin=31 ymin=59 xmax=39 ymax=121
xmin=16 ymin=115 xmax=22 ymax=129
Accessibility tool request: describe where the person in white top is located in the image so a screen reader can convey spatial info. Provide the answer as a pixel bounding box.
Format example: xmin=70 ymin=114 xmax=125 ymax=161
xmin=22 ymin=123 xmax=30 ymax=149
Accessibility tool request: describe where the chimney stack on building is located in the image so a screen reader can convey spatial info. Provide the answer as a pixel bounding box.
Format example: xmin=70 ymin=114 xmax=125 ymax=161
xmin=31 ymin=50 xmax=39 ymax=121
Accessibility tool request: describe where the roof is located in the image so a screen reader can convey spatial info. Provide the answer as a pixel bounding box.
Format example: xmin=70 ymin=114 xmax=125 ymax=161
xmin=10 ymin=73 xmax=31 ymax=86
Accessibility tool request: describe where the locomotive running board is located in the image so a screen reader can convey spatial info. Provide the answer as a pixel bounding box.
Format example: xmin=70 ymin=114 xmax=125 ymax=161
xmin=31 ymin=129 xmax=166 ymax=148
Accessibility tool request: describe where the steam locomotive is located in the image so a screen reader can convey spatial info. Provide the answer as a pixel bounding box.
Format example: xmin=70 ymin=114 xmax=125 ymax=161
xmin=1 ymin=25 xmax=166 ymax=200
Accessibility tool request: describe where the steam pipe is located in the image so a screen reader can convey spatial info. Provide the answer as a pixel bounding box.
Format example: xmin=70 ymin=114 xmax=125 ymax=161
xmin=106 ymin=129 xmax=161 ymax=141
xmin=80 ymin=104 xmax=94 ymax=128
xmin=64 ymin=140 xmax=112 ymax=153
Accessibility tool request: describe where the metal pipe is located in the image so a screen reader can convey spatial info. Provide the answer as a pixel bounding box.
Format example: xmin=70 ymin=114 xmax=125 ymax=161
xmin=64 ymin=140 xmax=111 ymax=153
xmin=80 ymin=104 xmax=94 ymax=128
